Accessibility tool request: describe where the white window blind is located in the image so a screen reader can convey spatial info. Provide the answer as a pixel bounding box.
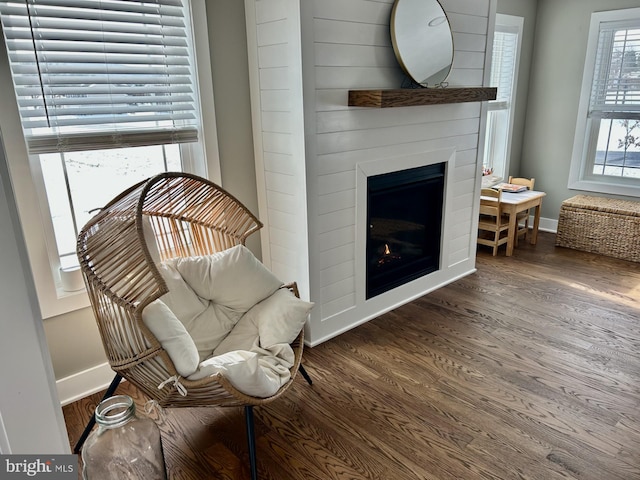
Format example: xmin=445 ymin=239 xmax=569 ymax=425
xmin=0 ymin=0 xmax=199 ymax=154
xmin=489 ymin=27 xmax=518 ymax=108
xmin=590 ymin=20 xmax=640 ymax=118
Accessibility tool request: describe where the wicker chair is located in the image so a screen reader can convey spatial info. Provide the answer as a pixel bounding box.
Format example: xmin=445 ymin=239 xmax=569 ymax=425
xmin=478 ymin=187 xmax=510 ymax=256
xmin=74 ymin=172 xmax=312 ymax=479
xmin=507 ymin=176 xmax=535 ymax=245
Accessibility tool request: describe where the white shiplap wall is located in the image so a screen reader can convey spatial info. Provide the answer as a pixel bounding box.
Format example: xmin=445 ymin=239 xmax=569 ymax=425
xmin=245 ymin=0 xmax=311 ymax=301
xmin=246 ymin=0 xmax=494 ymax=345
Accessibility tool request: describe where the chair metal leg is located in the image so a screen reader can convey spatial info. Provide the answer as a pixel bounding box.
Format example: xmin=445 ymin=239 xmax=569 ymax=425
xmin=73 ymin=373 xmax=123 ymax=454
xmin=244 ymin=405 xmax=258 ymax=480
xmin=298 ymin=364 xmax=313 ymax=386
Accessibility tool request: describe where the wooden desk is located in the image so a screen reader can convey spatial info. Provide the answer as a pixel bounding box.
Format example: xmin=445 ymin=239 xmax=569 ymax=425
xmin=480 ymin=190 xmax=546 ymax=256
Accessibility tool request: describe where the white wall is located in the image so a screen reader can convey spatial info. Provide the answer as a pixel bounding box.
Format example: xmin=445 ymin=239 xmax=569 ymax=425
xmin=207 ymin=0 xmax=262 ymax=257
xmin=246 ymin=0 xmax=495 ymax=344
xmin=245 ymin=0 xmax=311 ymax=299
xmin=520 ymin=0 xmax=640 ymax=220
xmin=0 ymin=132 xmax=69 ymax=453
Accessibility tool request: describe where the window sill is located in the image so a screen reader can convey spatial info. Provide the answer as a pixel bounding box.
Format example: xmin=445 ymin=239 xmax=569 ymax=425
xmin=568 ymin=178 xmax=640 ymax=198
xmin=41 ymin=278 xmax=91 ymax=319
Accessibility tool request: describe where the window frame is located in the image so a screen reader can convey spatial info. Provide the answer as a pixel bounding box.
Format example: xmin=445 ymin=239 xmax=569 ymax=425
xmin=484 ymin=14 xmax=523 ymax=182
xmin=568 ymin=7 xmax=640 ymax=197
xmin=0 ymin=0 xmax=220 ymax=318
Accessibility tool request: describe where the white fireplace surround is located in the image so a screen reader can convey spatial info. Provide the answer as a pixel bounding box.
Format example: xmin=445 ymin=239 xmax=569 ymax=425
xmin=355 ymin=147 xmax=456 ymax=307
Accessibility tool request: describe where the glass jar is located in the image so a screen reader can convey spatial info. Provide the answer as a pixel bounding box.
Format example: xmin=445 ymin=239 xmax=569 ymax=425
xmin=82 ymin=395 xmax=167 ymax=480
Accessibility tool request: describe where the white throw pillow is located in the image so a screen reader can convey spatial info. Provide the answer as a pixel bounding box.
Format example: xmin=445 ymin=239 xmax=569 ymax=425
xmin=173 ymin=245 xmax=283 ymax=312
xmin=254 ymin=288 xmax=314 ymax=349
xmin=142 ymin=299 xmax=200 ymax=377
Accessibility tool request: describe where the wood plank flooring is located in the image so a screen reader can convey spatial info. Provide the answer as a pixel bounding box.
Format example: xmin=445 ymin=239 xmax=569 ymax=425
xmin=63 ymin=232 xmax=640 ymax=479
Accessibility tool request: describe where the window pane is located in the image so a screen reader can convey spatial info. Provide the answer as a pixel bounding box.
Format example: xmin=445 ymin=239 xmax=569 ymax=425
xmin=41 ymin=144 xmax=182 ymax=262
xmin=484 ymin=109 xmax=509 ymax=173
xmin=40 ymin=153 xmax=76 ymax=260
xmin=594 ymin=118 xmax=640 ymax=178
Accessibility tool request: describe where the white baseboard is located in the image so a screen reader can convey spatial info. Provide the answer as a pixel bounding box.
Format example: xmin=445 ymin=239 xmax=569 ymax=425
xmin=56 ymin=362 xmax=116 ymax=406
xmin=537 ymin=216 xmax=558 ymax=233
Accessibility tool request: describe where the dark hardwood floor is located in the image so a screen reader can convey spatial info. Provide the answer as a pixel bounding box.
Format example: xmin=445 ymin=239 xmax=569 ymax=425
xmin=63 ymin=231 xmax=640 ymax=479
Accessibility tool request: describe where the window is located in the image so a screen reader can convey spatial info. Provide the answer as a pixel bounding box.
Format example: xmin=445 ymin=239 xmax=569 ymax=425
xmin=569 ymin=7 xmax=640 ymax=196
xmin=41 ymin=145 xmax=185 ymax=270
xmin=483 ymin=14 xmax=522 ymax=182
xmin=0 ymin=0 xmax=218 ymax=317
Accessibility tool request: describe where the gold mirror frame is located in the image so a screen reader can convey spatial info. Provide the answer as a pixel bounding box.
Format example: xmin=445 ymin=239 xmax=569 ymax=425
xmin=390 ymin=0 xmax=454 ymax=87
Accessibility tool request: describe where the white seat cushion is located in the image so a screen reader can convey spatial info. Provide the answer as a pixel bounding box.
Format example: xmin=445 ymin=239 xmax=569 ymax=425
xmin=146 ymin=245 xmax=313 ymax=396
xmin=157 ymin=245 xmax=283 ymax=360
xmin=213 ymin=305 xmax=260 ymax=355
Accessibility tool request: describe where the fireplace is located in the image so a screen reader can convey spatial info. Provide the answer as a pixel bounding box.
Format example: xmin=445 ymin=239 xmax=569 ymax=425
xmin=366 ymin=162 xmax=445 ymax=299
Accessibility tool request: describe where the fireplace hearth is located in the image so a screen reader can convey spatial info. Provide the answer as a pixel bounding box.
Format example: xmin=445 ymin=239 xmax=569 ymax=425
xmin=366 ymin=163 xmax=445 ymax=299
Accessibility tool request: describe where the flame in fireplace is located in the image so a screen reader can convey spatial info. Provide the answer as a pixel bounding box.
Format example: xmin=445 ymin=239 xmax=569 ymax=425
xmin=377 ymin=243 xmax=401 ymax=267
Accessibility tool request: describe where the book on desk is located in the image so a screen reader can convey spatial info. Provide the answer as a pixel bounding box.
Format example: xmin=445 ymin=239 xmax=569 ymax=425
xmin=493 ymin=183 xmax=528 ymax=193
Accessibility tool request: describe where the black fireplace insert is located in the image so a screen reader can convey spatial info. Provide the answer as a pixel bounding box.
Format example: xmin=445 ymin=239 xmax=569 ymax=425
xmin=366 ymin=162 xmax=445 ymax=299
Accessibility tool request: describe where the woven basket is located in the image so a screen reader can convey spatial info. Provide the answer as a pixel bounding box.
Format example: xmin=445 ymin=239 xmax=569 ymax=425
xmin=556 ymin=195 xmax=640 ymax=262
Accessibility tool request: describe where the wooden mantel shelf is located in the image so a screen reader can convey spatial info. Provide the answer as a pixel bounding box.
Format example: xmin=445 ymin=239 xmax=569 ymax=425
xmin=348 ymin=87 xmax=497 ymax=108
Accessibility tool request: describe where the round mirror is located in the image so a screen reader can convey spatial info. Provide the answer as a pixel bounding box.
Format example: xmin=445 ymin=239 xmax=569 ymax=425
xmin=390 ymin=0 xmax=453 ymax=87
